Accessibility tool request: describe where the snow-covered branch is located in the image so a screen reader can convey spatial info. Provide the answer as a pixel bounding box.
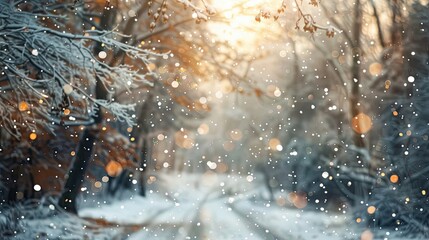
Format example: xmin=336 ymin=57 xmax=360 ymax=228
xmin=0 ymin=1 xmax=159 ymax=137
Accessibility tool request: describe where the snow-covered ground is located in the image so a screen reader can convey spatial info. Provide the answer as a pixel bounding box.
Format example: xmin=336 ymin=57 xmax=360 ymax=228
xmin=78 ymin=172 xmax=362 ymax=240
xmin=6 ymin=172 xmax=410 ymax=239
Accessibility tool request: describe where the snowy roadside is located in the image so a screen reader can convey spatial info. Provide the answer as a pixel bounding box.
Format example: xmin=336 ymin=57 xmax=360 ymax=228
xmin=79 ymin=173 xmax=365 ymax=240
xmin=0 ymin=200 xmax=121 ymax=240
xmin=230 ymin=198 xmax=358 ymax=240
xmin=79 ymin=193 xmax=174 ymax=225
xmin=3 ymin=173 xmax=411 ymax=240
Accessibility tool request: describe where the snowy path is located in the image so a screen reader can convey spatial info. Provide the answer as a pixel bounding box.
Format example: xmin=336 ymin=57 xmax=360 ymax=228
xmin=198 ymin=199 xmax=285 ymax=240
xmin=126 ymin=194 xmax=284 ymax=240
xmin=80 ymin=173 xmax=357 ymax=240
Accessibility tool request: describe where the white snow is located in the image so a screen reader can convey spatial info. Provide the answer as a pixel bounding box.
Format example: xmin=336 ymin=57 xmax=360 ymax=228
xmin=79 ymin=173 xmax=360 ymax=239
xmin=79 ymin=194 xmax=174 ymax=225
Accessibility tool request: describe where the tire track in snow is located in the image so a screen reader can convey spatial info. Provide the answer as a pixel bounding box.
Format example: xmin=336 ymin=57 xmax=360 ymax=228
xmin=227 ymin=202 xmax=289 ymax=240
xmin=126 ymin=175 xmax=299 ymax=239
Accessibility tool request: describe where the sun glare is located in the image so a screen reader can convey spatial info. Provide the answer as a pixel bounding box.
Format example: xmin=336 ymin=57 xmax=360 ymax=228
xmin=208 ymin=0 xmax=280 ymax=47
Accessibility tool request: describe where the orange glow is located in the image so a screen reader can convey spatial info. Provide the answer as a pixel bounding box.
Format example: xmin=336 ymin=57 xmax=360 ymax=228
xmin=175 ymin=130 xmax=194 ymax=149
xmin=351 ymin=113 xmax=372 ymax=134
xmin=19 ymin=101 xmax=29 ymax=111
xmin=369 ymin=62 xmax=382 ymax=76
xmin=385 ymin=80 xmax=391 ymax=90
xmin=266 ymin=85 xmax=281 ymax=97
xmin=230 ymin=129 xmax=242 ymax=141
xmin=63 ymin=109 xmax=71 ymax=116
xmin=392 ymin=111 xmax=398 ymax=116
xmin=356 ymin=217 xmax=362 ymax=223
xmin=29 ymin=132 xmax=37 ymax=140
xmin=268 ymin=138 xmax=281 ymax=150
xmin=147 ymin=175 xmax=157 ymax=184
xmin=390 ymin=174 xmax=399 ymax=183
xmin=94 ymin=181 xmax=102 ymax=188
xmin=208 ymin=0 xmax=281 ymax=50
xmin=288 ymin=192 xmax=307 ymax=209
xmin=367 ymin=206 xmax=376 ymax=214
xmin=105 ymin=161 xmax=123 ymax=177
xmin=360 ymin=230 xmax=374 ymax=240
xmin=198 ymin=123 xmax=209 ymax=135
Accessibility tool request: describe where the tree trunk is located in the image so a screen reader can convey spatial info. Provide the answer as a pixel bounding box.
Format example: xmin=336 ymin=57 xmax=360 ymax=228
xmin=58 ymin=128 xmax=98 ymax=213
xmin=107 ymin=169 xmax=131 ymax=197
xmin=350 ymin=0 xmax=365 ymax=149
xmin=58 ymin=2 xmax=117 ymax=213
xmin=139 ymin=137 xmax=149 ymax=197
xmin=370 ymin=0 xmax=385 ymax=48
xmin=132 ymin=95 xmax=153 ymax=197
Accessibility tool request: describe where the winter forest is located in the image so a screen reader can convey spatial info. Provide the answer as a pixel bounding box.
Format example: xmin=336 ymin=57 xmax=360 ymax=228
xmin=0 ymin=0 xmax=428 ymax=239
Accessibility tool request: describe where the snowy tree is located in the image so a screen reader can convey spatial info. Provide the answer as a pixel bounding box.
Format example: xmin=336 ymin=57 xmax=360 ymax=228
xmin=364 ymin=2 xmax=429 ymax=236
xmin=0 ymin=1 xmax=155 ymax=135
xmin=0 ymin=0 xmax=157 ymax=205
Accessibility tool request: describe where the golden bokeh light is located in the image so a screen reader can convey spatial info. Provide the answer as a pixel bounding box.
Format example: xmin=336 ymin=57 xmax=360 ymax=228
xmin=351 ymin=113 xmax=372 ymax=134
xmin=230 ymin=129 xmax=243 ymax=141
xmin=288 ymin=192 xmax=307 ymax=209
xmin=105 ymin=160 xmax=123 ymax=177
xmin=19 ymin=101 xmax=29 ymax=112
xmin=147 ymin=175 xmax=157 ymax=184
xmin=268 ymin=138 xmax=281 ymax=150
xmin=29 ymin=132 xmax=37 ymax=140
xmin=267 ymin=85 xmax=281 ymax=97
xmin=198 ymin=123 xmax=209 ymax=135
xmin=367 ymin=205 xmax=376 ymax=214
xmin=369 ymin=62 xmax=382 ymax=76
xmin=148 ymin=63 xmax=156 ymax=71
xmin=360 ymin=229 xmax=374 ymax=240
xmin=157 ymin=134 xmax=165 ymax=141
xmin=175 ymin=130 xmax=194 ymax=149
xmin=390 ymin=174 xmax=399 ymax=183
xmin=94 ymin=181 xmax=102 ymax=188
xmin=385 ymin=80 xmax=391 ymax=90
